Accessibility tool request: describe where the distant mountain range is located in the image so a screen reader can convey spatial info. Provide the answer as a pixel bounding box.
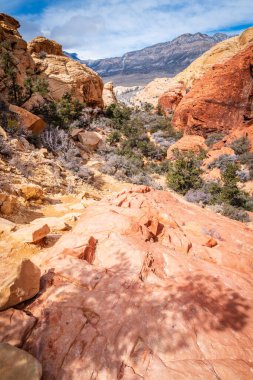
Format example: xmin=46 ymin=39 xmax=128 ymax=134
xmin=65 ymin=32 xmax=229 ymax=86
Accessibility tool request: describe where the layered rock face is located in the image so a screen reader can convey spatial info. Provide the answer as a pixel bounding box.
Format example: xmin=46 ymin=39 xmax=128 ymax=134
xmin=173 ymin=44 xmax=253 ymax=135
xmin=28 ymin=37 xmax=104 ymax=107
xmin=0 ymin=13 xmax=35 ymax=100
xmin=2 ymin=187 xmax=252 ymax=379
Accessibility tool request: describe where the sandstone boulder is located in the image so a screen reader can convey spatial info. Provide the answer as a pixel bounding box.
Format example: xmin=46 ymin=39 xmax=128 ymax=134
xmin=158 ymin=81 xmax=186 ymax=115
xmin=77 ymin=131 xmax=103 ymax=150
xmin=20 ymin=184 xmax=44 ymax=201
xmin=173 ymin=44 xmax=253 ymax=135
xmin=28 ymin=36 xmax=63 ymax=56
xmin=0 ymin=343 xmax=42 ymax=380
xmin=0 ymin=192 xmax=17 ymax=216
xmin=103 ymin=81 xmax=117 ymax=107
xmin=0 ymin=259 xmax=40 ymax=311
xmin=167 ymin=135 xmax=207 ymax=159
xmin=12 ymin=223 xmax=50 ymax=243
xmin=9 ymin=105 xmax=45 ymax=134
xmin=28 ymin=37 xmax=104 ymax=107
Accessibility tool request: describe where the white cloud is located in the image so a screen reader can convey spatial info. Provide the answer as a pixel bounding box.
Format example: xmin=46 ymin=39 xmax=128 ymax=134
xmin=3 ymin=0 xmax=253 ymax=59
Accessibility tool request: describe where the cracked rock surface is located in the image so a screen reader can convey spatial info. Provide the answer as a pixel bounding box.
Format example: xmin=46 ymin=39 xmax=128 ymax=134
xmin=1 ymin=186 xmax=253 ymax=379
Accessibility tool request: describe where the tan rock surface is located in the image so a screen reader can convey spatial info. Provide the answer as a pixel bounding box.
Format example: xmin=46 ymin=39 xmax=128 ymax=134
xmin=167 ymin=135 xmax=207 ymax=159
xmin=28 ymin=37 xmax=104 ymax=106
xmin=77 ymin=130 xmax=103 ymax=150
xmin=103 ymin=81 xmax=117 ymax=107
xmin=20 ymin=184 xmax=44 ymax=201
xmin=12 ymin=223 xmax=50 ymax=243
xmin=0 ymin=259 xmax=40 ymax=311
xmin=0 ymin=343 xmax=42 ymax=380
xmin=9 ymin=105 xmax=45 ymax=134
xmin=2 ymin=186 xmax=250 ymax=379
xmin=134 ymin=77 xmax=174 ymax=107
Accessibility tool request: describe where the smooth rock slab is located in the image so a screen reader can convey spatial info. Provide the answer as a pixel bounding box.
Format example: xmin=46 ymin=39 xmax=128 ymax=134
xmin=0 ymin=259 xmax=40 ymax=311
xmin=0 ymin=343 xmax=42 ymax=380
xmin=12 ymin=223 xmax=50 ymax=243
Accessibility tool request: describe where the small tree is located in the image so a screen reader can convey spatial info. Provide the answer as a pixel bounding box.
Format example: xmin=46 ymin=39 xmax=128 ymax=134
xmin=220 ymin=163 xmax=245 ymax=207
xmin=0 ymin=50 xmax=20 ymax=104
xmin=166 ymin=150 xmax=203 ymax=195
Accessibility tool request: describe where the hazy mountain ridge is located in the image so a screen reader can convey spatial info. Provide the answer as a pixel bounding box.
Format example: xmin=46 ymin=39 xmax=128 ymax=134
xmin=75 ymin=32 xmax=229 ymax=85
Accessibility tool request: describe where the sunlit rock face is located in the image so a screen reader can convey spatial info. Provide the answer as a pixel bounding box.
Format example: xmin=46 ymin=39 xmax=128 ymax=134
xmin=2 ymin=186 xmax=251 ymax=379
xmin=173 ymin=44 xmax=253 ymax=135
xmin=28 ymin=36 xmax=104 ymax=107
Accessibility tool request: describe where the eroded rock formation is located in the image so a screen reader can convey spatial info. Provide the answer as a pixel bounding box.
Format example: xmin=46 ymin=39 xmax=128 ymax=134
xmin=1 ymin=187 xmax=252 ymax=379
xmin=28 ymin=36 xmax=104 ymax=107
xmin=173 ymin=44 xmax=253 ymax=135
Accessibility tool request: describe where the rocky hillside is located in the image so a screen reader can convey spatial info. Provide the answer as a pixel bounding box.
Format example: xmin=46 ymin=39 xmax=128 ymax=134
xmin=83 ymin=32 xmax=228 ymax=85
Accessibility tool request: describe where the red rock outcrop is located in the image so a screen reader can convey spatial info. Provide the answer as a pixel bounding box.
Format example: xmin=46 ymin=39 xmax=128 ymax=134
xmin=172 ymin=44 xmax=253 ymax=135
xmin=28 ymin=37 xmax=104 ymax=106
xmin=1 ymin=187 xmax=252 ymax=379
xmin=158 ymin=81 xmax=186 ymax=115
xmin=9 ymin=104 xmax=45 ymax=134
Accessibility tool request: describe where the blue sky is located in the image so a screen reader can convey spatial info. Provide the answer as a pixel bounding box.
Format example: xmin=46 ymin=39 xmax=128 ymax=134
xmin=1 ymin=0 xmax=252 ymax=59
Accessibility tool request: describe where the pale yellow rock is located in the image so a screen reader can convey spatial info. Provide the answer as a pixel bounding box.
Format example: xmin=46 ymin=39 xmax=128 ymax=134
xmin=0 ymin=343 xmax=42 ymax=380
xmin=103 ymin=81 xmax=117 ymax=107
xmin=28 ymin=36 xmax=104 ymax=106
xmin=0 ymin=218 xmax=16 ymax=234
xmin=78 ymin=131 xmax=103 ymax=150
xmin=0 ymin=193 xmax=17 ymax=216
xmin=0 ymin=259 xmax=40 ymax=311
xmin=0 ymin=126 xmax=7 ymax=139
xmin=20 ymin=184 xmax=44 ymax=200
xmin=12 ymin=223 xmax=50 ymax=243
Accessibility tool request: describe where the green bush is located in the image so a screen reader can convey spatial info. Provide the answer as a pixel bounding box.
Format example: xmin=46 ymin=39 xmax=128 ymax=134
xmin=205 ymin=132 xmax=225 ymax=148
xmin=166 ymin=150 xmax=203 ymax=195
xmin=32 ymin=93 xmax=84 ymax=129
xmin=230 ymin=136 xmax=251 ymax=155
xmin=221 ymin=204 xmax=250 ymax=223
xmin=105 ymin=103 xmax=131 ymax=126
xmin=107 ymin=130 xmax=122 ymax=144
xmin=220 ymin=163 xmax=246 ymax=207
